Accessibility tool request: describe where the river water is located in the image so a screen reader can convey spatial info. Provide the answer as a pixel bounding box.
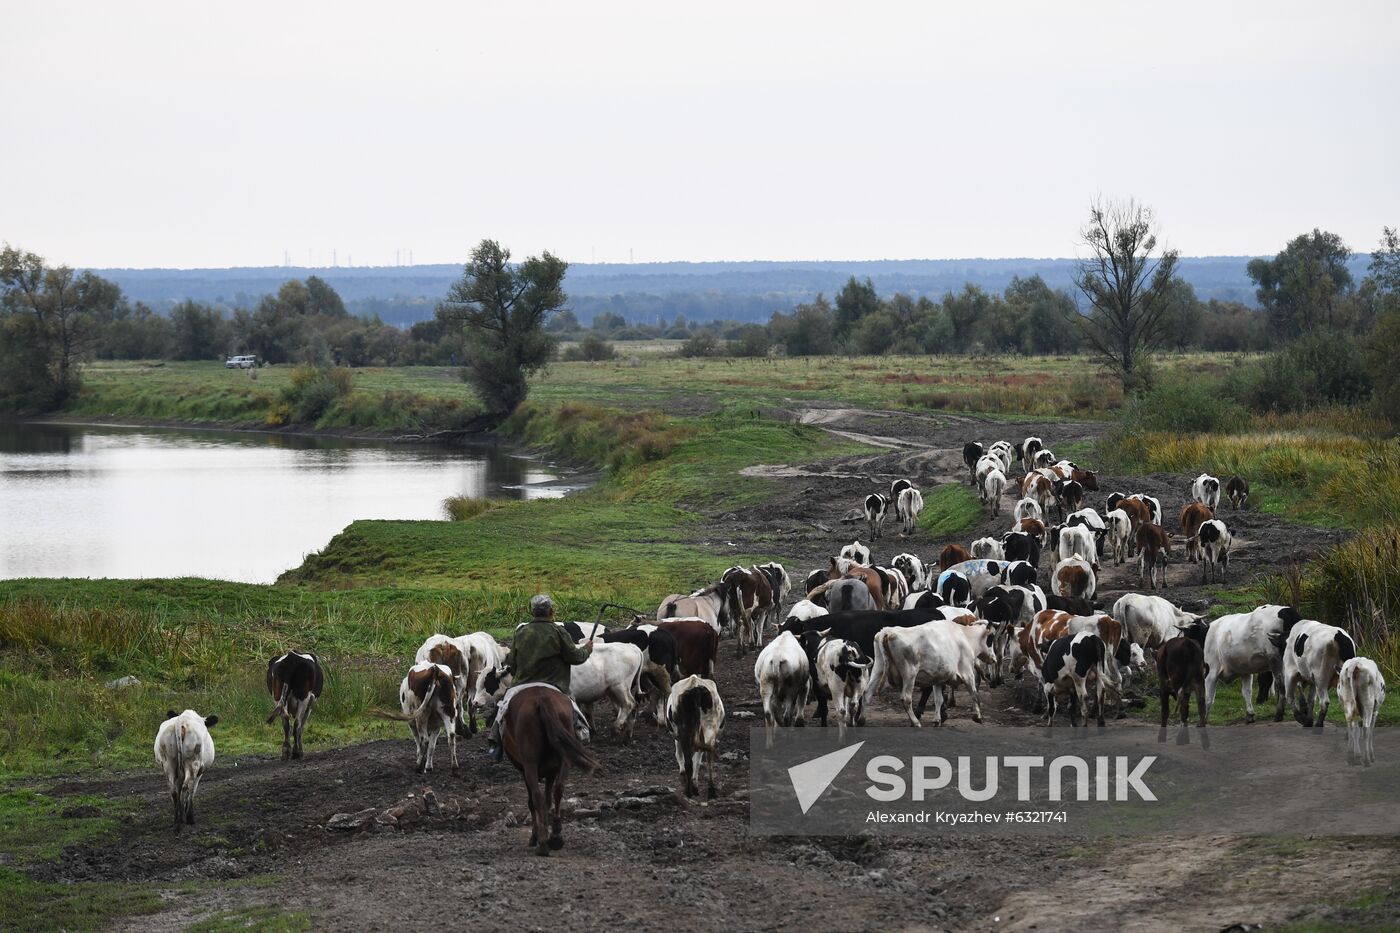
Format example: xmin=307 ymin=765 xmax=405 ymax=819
xmin=0 ymin=422 xmax=575 ymax=583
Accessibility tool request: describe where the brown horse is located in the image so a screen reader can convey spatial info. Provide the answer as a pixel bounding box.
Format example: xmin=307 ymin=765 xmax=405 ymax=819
xmin=826 ymin=557 xmax=886 ymax=610
xmin=501 ymin=685 xmax=598 ymax=856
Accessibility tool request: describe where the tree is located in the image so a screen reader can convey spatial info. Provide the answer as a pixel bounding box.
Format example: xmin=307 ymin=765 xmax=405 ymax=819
xmin=834 ymin=276 xmax=879 ymax=338
xmin=0 ymin=246 xmax=120 ymax=409
xmin=1071 ymin=199 xmax=1181 ymax=391
xmin=168 ymin=300 xmax=230 ymax=360
xmin=438 ymin=239 xmax=567 ymax=419
xmin=1246 ymin=229 xmax=1353 ymax=338
xmin=1005 ymin=276 xmax=1080 ymax=354
xmin=769 ymin=295 xmax=835 ymax=356
xmin=1369 ymin=226 xmax=1400 ymax=315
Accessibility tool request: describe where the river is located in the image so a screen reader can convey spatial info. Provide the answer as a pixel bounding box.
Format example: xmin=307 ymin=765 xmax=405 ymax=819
xmin=0 ymin=422 xmax=578 ymax=584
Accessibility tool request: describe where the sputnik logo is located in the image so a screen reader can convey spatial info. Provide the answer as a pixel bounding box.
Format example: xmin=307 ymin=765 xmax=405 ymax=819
xmin=787 ymin=741 xmax=865 ymax=814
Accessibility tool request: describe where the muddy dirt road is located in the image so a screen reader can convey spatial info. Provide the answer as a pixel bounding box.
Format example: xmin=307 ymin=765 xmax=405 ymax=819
xmin=29 ymin=408 xmax=1389 ymax=932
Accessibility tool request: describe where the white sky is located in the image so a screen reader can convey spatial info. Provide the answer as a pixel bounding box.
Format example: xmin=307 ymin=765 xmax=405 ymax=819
xmin=3 ymin=0 xmax=1396 ymax=268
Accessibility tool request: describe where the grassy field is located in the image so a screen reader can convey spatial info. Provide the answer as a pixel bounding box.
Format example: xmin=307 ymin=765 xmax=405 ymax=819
xmin=66 ymin=353 xmax=1247 ymax=432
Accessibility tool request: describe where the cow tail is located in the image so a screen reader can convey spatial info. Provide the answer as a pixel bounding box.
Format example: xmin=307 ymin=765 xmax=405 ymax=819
xmin=868 ymin=630 xmax=892 ymax=701
xmin=266 ymin=682 xmax=291 ymax=724
xmin=372 ymin=679 xmax=438 ymax=723
xmin=540 ymin=700 xmax=599 ymax=774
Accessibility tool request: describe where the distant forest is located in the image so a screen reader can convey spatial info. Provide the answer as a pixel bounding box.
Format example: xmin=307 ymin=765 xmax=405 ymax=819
xmin=88 ymin=256 xmax=1374 ymax=329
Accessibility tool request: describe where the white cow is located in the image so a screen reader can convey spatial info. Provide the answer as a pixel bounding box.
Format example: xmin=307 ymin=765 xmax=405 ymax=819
xmin=784 ymin=599 xmax=829 ymax=626
xmin=571 ymin=641 xmax=645 ymax=741
xmin=1057 ymin=524 xmax=1099 ymax=571
xmin=1013 ymin=497 xmax=1044 ymax=523
xmin=155 ymin=709 xmax=218 ymax=829
xmin=1203 ymin=604 xmax=1303 ymax=723
xmin=815 ymin=638 xmax=873 ymax=742
xmin=1338 ymin=657 xmax=1386 ymax=766
xmin=892 ymin=553 xmax=927 ymax=592
xmin=1105 ymin=508 xmax=1133 ymax=566
xmin=753 ymin=631 xmax=810 ymax=748
xmin=840 ymin=541 xmax=872 ymax=566
xmin=665 ymin=675 xmax=725 ymax=798
xmin=982 ymin=469 xmax=1007 ymax=516
xmin=870 ymin=620 xmax=995 ymax=726
xmin=1283 ymin=620 xmax=1357 ymax=728
xmin=1113 ymin=593 xmax=1207 ymax=652
xmin=988 ymin=440 xmax=1015 ymax=473
xmin=897 ymin=486 xmax=924 ymax=535
xmin=1192 ymin=473 xmax=1222 ymax=511
xmin=970 ymin=536 xmax=1005 ymax=561
xmin=457 ymin=632 xmax=507 ymax=734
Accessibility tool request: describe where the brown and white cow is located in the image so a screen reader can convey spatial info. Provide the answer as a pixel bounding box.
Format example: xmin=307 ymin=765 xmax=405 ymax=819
xmin=416 ymin=634 xmax=471 ymax=737
xmin=1051 ymin=556 xmax=1096 ymax=601
xmin=265 ymin=651 xmax=324 ymax=761
xmin=1117 ymin=497 xmax=1152 ymax=556
xmin=722 ymin=565 xmax=775 ymax=657
xmin=1136 ymin=523 xmax=1172 ymax=590
xmin=389 ymin=662 xmax=460 ymax=774
xmin=1178 ymin=501 xmax=1214 ymax=564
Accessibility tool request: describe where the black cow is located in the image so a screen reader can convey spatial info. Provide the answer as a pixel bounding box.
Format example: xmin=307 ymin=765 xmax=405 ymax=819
xmin=604 ymin=626 xmax=681 ymax=718
xmin=962 ymin=442 xmax=984 ymax=486
xmin=1158 ymin=631 xmax=1208 ymax=728
xmin=1045 ymin=593 xmax=1099 ymax=616
xmin=1053 ymin=479 xmax=1084 ymax=521
xmin=266 ymin=651 xmax=325 ymax=761
xmin=1002 ymin=530 xmax=1042 ymax=569
xmin=780 ymin=608 xmax=941 ymax=660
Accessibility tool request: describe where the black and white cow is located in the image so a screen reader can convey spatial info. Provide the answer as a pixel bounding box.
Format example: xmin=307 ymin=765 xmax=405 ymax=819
xmin=1040 ymin=632 xmax=1106 ymax=727
xmin=1283 ymin=620 xmax=1356 ymax=727
xmin=665 ymin=675 xmax=724 ymax=798
xmin=864 ymin=493 xmax=889 ymax=540
xmin=1192 ymin=473 xmax=1222 ymax=511
xmin=813 ymin=637 xmax=874 ymax=741
xmin=1203 ymin=604 xmax=1304 ymax=723
xmin=1198 ymin=519 xmax=1232 ymax=583
xmin=892 ymin=552 xmax=927 ymax=592
xmin=265 ymin=651 xmax=324 ymax=761
xmin=754 ymin=631 xmax=810 ymax=748
xmin=1001 ymin=530 xmax=1043 ymax=569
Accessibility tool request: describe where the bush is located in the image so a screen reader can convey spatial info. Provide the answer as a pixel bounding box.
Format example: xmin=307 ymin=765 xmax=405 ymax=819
xmin=272 ymin=365 xmax=354 ymax=425
xmin=1116 ymin=377 xmax=1246 ymax=435
xmin=561 ymin=334 xmax=616 ymax=362
xmin=727 ymin=325 xmax=771 ymax=358
xmin=1226 ymin=331 xmax=1374 ymax=414
xmin=442 ymin=496 xmax=509 ymax=521
xmin=677 ymin=333 xmax=720 ymax=358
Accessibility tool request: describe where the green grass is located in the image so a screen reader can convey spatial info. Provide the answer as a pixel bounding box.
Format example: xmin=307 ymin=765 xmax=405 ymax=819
xmin=917 ymin=484 xmax=982 ymax=539
xmin=0 ymin=869 xmax=163 ymax=932
xmin=0 ymin=790 xmax=136 ymax=864
xmin=187 ymin=905 xmax=312 ymax=932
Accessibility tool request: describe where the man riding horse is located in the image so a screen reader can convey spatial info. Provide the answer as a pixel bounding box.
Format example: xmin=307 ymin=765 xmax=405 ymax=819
xmin=486 ymin=594 xmax=594 ymax=761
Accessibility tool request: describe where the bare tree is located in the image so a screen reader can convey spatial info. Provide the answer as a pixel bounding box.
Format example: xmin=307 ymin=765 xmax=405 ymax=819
xmin=1072 ymin=199 xmax=1180 ymax=391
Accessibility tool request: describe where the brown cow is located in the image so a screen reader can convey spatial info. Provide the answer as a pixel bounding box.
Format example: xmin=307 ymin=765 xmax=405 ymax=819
xmin=265 ymin=651 xmax=324 ymax=761
xmin=1019 ymin=517 xmax=1047 ymax=546
xmin=1136 ymin=523 xmax=1171 ymax=590
xmin=939 ymin=544 xmax=972 ymax=570
xmin=826 ymin=558 xmax=886 ymax=611
xmin=1158 ymin=635 xmax=1208 ymax=727
xmin=1178 ymin=502 xmax=1214 ymax=563
xmin=1226 ymin=475 xmax=1250 ymax=510
xmin=657 ymin=617 xmax=720 ymax=678
xmin=721 ymin=565 xmax=774 ymax=657
xmin=1071 ymin=467 xmax=1099 ymax=491
xmin=1117 ymin=497 xmax=1151 ymax=556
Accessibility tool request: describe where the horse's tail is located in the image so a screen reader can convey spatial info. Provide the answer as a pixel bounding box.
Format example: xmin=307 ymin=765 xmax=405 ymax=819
xmin=539 ymin=699 xmax=598 ymax=774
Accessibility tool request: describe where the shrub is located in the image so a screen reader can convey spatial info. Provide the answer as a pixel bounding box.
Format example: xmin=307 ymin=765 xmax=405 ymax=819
xmin=1226 ymin=332 xmax=1374 ymax=414
xmin=1116 ymin=377 xmax=1246 ymax=435
xmin=561 ymin=334 xmax=616 ymax=362
xmin=727 ymin=325 xmax=771 ymax=358
xmin=442 ymin=497 xmax=509 ymax=521
xmin=278 ymin=365 xmax=354 ymax=424
xmin=677 ymin=333 xmax=720 ymax=358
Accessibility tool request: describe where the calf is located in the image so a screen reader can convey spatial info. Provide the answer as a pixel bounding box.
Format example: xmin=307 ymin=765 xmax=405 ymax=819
xmin=415 ymin=634 xmax=471 ymax=736
xmin=864 ymin=493 xmax=889 ymax=540
xmin=154 ymin=709 xmax=218 ymax=829
xmin=970 ymin=536 xmax=1004 ymax=561
xmin=1203 ymin=604 xmax=1304 ymax=723
xmin=1339 ymin=657 xmax=1386 ymax=766
xmin=463 ymin=633 xmax=509 ymax=729
xmin=572 ymin=641 xmax=645 ymax=741
xmin=753 ymin=631 xmax=811 ymax=747
xmin=1116 ymin=497 xmax=1152 ymax=556
xmin=890 ymin=478 xmax=912 ymax=506
xmin=392 ymin=662 xmax=460 ymax=774
xmin=939 ymin=543 xmax=972 ymax=570
xmin=814 ymin=638 xmax=873 ymax=742
xmin=962 ymin=442 xmax=984 ymax=486
xmin=1192 ymin=473 xmax=1222 ymax=511
xmin=1179 ymin=502 xmax=1214 ymax=564
xmin=981 ymin=468 xmax=1007 ymax=516
xmin=1022 ymin=472 xmax=1056 ymax=518
xmin=265 ymin=651 xmax=323 ymax=761
xmin=665 ymin=675 xmax=724 ymax=798
xmin=1198 ymin=519 xmax=1232 ymax=583
xmin=1226 ymin=475 xmax=1249 ymax=511
xmin=1040 ymin=632 xmax=1106 ymax=727
xmin=871 ymin=620 xmax=995 ymax=726
xmin=1136 ymin=523 xmax=1171 ymax=590
xmin=896 ymin=486 xmax=924 ymax=534
xmin=1283 ymin=620 xmax=1356 ymax=727
xmin=892 ymin=552 xmax=926 ymax=592
xmin=1158 ymin=634 xmax=1208 ymax=727
xmin=1052 ymin=555 xmax=1096 ymax=601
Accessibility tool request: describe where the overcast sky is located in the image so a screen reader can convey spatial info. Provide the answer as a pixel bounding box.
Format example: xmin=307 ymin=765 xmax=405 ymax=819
xmin=4 ymin=1 xmax=1396 ymax=269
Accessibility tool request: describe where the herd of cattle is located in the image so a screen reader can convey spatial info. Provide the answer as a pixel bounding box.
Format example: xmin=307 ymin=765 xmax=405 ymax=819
xmin=153 ymin=433 xmax=1386 ymax=838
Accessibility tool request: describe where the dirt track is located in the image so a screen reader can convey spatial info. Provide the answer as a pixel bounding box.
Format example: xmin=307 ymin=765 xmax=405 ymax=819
xmin=31 ymin=407 xmax=1390 ymax=932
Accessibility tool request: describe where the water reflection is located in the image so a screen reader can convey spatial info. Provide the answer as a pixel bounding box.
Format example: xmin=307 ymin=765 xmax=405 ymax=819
xmin=0 ymin=422 xmax=571 ymax=583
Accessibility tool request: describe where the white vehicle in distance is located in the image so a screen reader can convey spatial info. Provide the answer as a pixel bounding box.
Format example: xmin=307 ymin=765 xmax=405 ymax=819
xmin=225 ymin=355 xmax=258 ymax=369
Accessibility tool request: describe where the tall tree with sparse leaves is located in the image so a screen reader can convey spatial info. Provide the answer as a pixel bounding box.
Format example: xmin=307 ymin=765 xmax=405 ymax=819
xmin=437 ymin=239 xmax=568 ymax=420
xmin=1071 ymin=199 xmax=1180 ymax=392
